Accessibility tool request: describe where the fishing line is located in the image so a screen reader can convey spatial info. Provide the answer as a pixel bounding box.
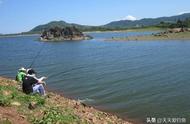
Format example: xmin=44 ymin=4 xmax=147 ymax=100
xmin=29 ymin=43 xmax=45 ymax=68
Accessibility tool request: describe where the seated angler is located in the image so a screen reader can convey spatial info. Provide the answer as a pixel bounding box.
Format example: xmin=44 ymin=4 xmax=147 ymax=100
xmin=16 ymin=67 xmax=27 ymax=83
xmin=22 ymin=68 xmax=47 ymax=96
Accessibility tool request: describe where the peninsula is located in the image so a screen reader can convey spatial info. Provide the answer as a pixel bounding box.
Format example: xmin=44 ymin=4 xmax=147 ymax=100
xmin=106 ymin=28 xmax=190 ymax=41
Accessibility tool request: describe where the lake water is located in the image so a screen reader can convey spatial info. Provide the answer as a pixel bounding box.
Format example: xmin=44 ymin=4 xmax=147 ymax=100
xmin=0 ymin=31 xmax=190 ymax=123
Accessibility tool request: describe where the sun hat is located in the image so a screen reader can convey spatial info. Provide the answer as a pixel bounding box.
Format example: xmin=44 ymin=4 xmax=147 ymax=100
xmin=19 ymin=67 xmax=26 ymax=72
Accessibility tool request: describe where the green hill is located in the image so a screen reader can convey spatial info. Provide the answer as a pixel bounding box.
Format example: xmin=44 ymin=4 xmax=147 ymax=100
xmin=28 ymin=13 xmax=190 ymax=34
xmin=30 ymin=21 xmax=112 ymax=33
xmin=104 ymin=13 xmax=190 ymax=28
xmin=30 ymin=21 xmax=90 ymax=33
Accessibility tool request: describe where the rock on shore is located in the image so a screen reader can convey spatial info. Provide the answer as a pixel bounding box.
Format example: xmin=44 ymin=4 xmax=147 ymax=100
xmin=40 ymin=26 xmax=92 ymax=41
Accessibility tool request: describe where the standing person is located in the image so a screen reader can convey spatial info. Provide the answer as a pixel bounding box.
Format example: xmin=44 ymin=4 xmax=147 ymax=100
xmin=22 ymin=68 xmax=47 ymax=96
xmin=16 ymin=67 xmax=27 ymax=83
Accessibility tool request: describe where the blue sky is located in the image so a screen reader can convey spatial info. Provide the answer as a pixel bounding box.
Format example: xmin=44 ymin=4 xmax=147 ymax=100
xmin=0 ymin=0 xmax=190 ymax=34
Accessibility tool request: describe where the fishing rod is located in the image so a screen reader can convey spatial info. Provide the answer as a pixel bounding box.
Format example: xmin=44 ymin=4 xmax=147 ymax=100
xmin=29 ymin=43 xmax=45 ymax=68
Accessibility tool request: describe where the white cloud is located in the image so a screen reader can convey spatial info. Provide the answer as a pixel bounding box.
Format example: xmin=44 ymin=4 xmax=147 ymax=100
xmin=122 ymin=15 xmax=137 ymax=21
xmin=178 ymin=11 xmax=190 ymax=15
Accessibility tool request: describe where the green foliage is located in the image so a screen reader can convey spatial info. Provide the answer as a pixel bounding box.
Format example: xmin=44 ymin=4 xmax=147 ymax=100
xmin=0 ymin=95 xmax=11 ymax=106
xmin=32 ymin=107 xmax=81 ymax=124
xmin=0 ymin=86 xmax=15 ymax=106
xmin=0 ymin=118 xmax=12 ymax=124
xmin=15 ymin=93 xmax=45 ymax=106
xmin=183 ymin=18 xmax=190 ymax=27
xmin=168 ymin=19 xmax=187 ymax=28
xmin=33 ymin=94 xmax=45 ymax=105
xmin=157 ymin=18 xmax=190 ymax=29
xmin=0 ymin=85 xmax=45 ymax=107
xmin=0 ymin=84 xmax=82 ymax=124
xmin=156 ymin=21 xmax=171 ymax=28
xmin=0 ymin=82 xmax=85 ymax=124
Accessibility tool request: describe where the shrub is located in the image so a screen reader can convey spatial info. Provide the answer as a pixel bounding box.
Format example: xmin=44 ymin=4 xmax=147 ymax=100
xmin=32 ymin=107 xmax=80 ymax=124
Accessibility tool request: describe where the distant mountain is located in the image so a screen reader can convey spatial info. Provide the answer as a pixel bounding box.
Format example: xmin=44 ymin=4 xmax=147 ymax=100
xmin=104 ymin=13 xmax=190 ymax=28
xmin=29 ymin=13 xmax=190 ymax=34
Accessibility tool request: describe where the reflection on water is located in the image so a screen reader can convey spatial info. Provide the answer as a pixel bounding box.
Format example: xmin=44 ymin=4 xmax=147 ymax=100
xmin=0 ymin=32 xmax=190 ymax=123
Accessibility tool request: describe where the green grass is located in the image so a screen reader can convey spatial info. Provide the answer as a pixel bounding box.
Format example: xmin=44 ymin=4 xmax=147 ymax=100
xmin=32 ymin=107 xmax=81 ymax=124
xmin=0 ymin=118 xmax=12 ymax=124
xmin=127 ymin=26 xmax=165 ymax=32
xmin=0 ymin=84 xmax=84 ymax=124
xmin=0 ymin=85 xmax=16 ymax=106
xmin=0 ymin=85 xmax=45 ymax=107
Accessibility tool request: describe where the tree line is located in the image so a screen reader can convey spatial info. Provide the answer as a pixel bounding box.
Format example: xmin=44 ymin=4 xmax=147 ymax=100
xmin=158 ymin=18 xmax=190 ymax=29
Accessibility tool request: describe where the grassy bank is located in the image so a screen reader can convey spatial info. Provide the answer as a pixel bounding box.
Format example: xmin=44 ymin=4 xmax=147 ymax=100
xmin=106 ymin=31 xmax=190 ymax=41
xmin=0 ymin=77 xmax=132 ymax=124
xmin=84 ymin=27 xmax=163 ymax=33
xmin=126 ymin=26 xmax=164 ymax=32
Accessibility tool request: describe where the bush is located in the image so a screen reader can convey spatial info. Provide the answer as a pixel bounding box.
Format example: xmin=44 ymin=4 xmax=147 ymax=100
xmin=0 ymin=86 xmax=13 ymax=106
xmin=32 ymin=107 xmax=80 ymax=124
xmin=0 ymin=95 xmax=11 ymax=106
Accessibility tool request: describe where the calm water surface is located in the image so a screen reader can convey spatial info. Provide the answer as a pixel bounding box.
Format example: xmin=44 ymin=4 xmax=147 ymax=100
xmin=0 ymin=31 xmax=190 ymax=123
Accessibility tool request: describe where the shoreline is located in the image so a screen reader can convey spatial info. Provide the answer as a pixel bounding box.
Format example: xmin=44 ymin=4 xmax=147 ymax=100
xmin=46 ymin=87 xmax=141 ymax=124
xmin=84 ymin=28 xmax=163 ymax=33
xmin=0 ymin=76 xmax=133 ymax=124
xmin=105 ymin=31 xmax=190 ymax=41
xmin=46 ymin=88 xmax=139 ymax=124
xmin=0 ymin=28 xmax=163 ymax=38
xmin=0 ymin=34 xmax=40 ymax=38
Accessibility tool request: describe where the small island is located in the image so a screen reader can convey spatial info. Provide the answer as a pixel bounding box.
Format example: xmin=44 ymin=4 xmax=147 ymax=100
xmin=40 ymin=26 xmax=92 ymax=41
